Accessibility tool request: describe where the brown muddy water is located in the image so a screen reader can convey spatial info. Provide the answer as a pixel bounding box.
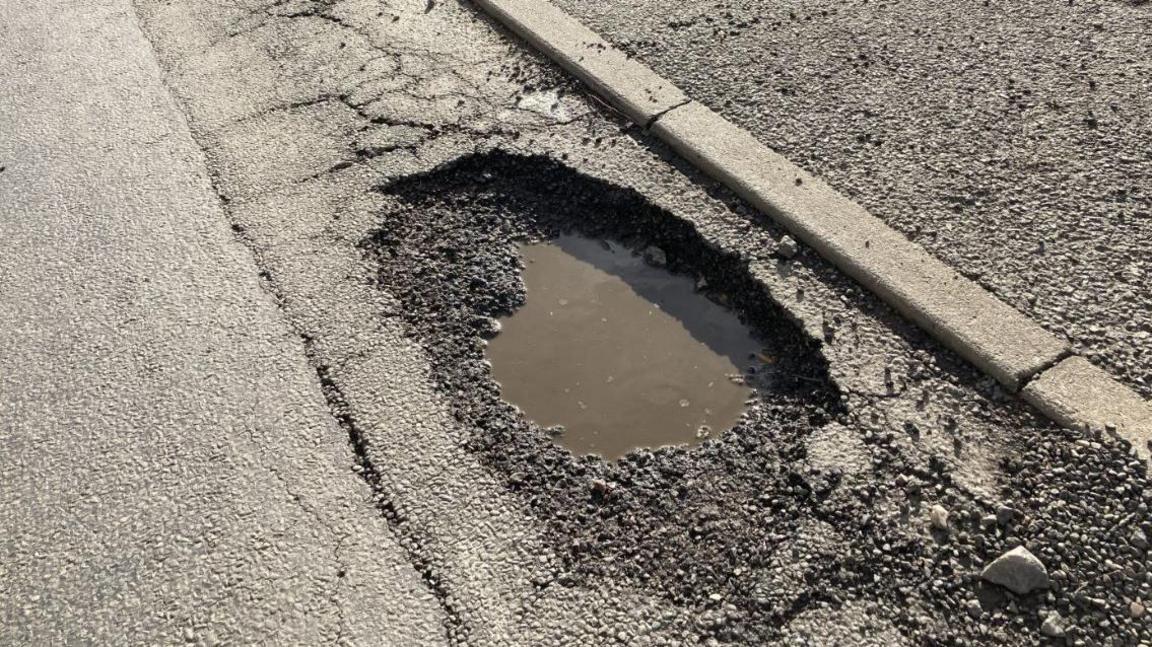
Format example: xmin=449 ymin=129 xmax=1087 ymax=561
xmin=486 ymin=234 xmax=762 ymax=459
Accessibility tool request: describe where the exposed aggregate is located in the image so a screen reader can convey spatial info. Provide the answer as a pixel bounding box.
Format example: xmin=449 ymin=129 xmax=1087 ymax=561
xmin=367 ymin=152 xmax=1152 ymax=645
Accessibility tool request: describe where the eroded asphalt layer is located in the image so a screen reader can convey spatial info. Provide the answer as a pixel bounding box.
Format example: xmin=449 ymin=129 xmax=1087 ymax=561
xmin=553 ymin=0 xmax=1152 ymax=400
xmin=135 ymin=0 xmax=1151 ymax=644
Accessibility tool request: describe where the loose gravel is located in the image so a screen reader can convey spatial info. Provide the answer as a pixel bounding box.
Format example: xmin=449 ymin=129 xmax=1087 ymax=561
xmin=367 ymin=151 xmax=1152 ymax=645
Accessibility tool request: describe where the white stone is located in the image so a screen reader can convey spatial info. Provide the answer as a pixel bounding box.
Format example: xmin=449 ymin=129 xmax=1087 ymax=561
xmin=981 ymin=546 xmax=1049 ymax=595
xmin=928 ymin=504 xmax=950 ymax=531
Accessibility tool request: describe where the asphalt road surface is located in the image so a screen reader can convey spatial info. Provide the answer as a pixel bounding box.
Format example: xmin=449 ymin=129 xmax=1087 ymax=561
xmin=0 ymin=1 xmax=447 ymax=644
xmin=3 ymin=0 xmax=1151 ymax=645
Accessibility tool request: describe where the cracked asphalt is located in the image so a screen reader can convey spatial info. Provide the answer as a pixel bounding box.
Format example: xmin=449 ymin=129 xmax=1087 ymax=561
xmin=3 ymin=0 xmax=1151 ymax=644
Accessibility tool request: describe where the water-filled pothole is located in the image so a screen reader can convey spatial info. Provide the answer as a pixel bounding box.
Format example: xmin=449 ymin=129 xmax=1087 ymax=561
xmin=487 ymin=234 xmax=760 ymax=459
xmin=357 ymin=153 xmax=1152 ymax=644
xmin=368 ymin=152 xmax=848 ymax=641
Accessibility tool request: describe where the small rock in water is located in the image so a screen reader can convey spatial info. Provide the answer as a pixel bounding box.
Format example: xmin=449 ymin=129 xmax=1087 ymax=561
xmin=476 ymin=317 xmax=502 ymax=339
xmin=1040 ymin=612 xmax=1065 ymax=638
xmin=696 ymin=425 xmax=712 ymax=439
xmin=981 ymin=546 xmax=1049 ymax=594
xmin=776 ymin=235 xmax=799 ymax=259
xmin=928 ymin=504 xmax=950 ymax=531
xmin=1130 ymin=600 xmax=1146 ymax=619
xmin=643 ymin=245 xmax=667 ymax=267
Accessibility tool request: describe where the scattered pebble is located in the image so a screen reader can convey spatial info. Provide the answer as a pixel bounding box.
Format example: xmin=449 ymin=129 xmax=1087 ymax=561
xmin=590 ymin=479 xmax=614 ymax=498
xmin=996 ymin=504 xmax=1019 ymax=527
xmin=775 ymin=235 xmax=799 ymax=259
xmin=477 ymin=317 xmax=502 ymax=339
xmin=928 ymin=504 xmax=949 ymax=531
xmin=981 ymin=546 xmax=1049 ymax=595
xmin=643 ymin=245 xmax=667 ymax=267
xmin=1040 ymin=611 xmax=1065 ymax=638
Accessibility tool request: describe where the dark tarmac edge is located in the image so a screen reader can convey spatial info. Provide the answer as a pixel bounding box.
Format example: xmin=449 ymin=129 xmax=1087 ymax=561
xmin=469 ymin=0 xmax=1152 ymax=461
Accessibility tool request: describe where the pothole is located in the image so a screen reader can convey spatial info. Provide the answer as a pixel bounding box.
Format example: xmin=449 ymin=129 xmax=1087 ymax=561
xmin=487 ymin=234 xmax=760 ymax=459
xmin=366 ymin=151 xmax=850 ymax=642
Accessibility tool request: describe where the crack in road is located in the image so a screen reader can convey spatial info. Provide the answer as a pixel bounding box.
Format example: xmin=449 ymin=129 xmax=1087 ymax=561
xmin=224 ymin=208 xmax=467 ymax=643
xmin=307 ymin=347 xmax=470 ymax=645
xmin=128 ymin=4 xmax=467 ymax=635
xmin=230 ymin=212 xmax=468 ymax=643
xmin=242 ymin=414 xmax=354 ymax=644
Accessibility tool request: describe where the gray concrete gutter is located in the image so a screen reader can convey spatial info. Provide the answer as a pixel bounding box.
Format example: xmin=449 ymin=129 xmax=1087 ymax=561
xmin=472 ymin=0 xmax=1152 ymax=460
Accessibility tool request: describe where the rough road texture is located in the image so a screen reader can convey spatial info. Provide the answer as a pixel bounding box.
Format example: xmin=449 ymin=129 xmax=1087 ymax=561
xmin=0 ymin=1 xmax=446 ymax=644
xmin=83 ymin=0 xmax=1152 ymax=643
xmin=553 ymin=0 xmax=1152 ymax=401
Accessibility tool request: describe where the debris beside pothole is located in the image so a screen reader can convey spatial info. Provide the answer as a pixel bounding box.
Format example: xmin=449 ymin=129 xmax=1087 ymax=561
xmin=981 ymin=546 xmax=1049 ymax=595
xmin=1040 ymin=611 xmax=1066 ymax=638
xmin=776 ymin=234 xmax=799 ymax=260
xmin=929 ymin=504 xmax=950 ymax=531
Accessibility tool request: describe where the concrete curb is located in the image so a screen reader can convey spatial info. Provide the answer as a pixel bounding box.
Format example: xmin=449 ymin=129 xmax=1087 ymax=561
xmin=473 ymin=0 xmax=688 ymax=126
xmin=473 ymin=0 xmax=1152 ymax=454
xmin=1023 ymin=357 xmax=1152 ymax=461
xmin=650 ymin=102 xmax=1067 ymax=391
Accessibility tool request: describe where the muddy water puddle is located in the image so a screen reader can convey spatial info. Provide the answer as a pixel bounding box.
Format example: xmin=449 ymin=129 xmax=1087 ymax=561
xmin=486 ymin=234 xmax=762 ymax=459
